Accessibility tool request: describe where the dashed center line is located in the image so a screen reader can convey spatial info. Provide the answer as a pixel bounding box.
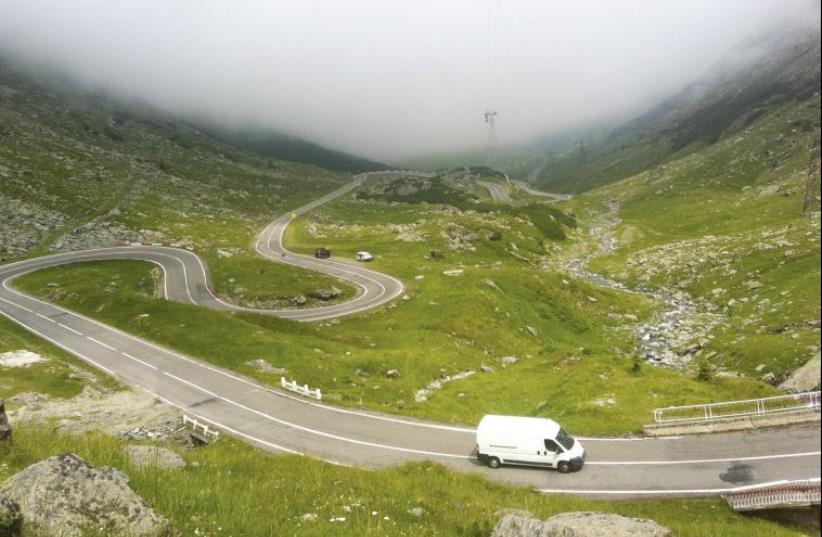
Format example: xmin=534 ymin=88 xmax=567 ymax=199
xmin=86 ymin=336 xmax=117 ymax=351
xmin=58 ymin=323 xmax=83 ymax=336
xmin=121 ymin=351 xmax=159 ymax=370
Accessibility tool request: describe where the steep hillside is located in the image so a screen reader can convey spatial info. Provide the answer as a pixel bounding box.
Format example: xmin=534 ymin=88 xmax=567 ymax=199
xmin=576 ymin=93 xmax=820 ymax=386
xmin=214 ymin=126 xmax=387 ymax=173
xmin=0 ymin=56 xmax=357 ymax=307
xmin=535 ymin=27 xmax=821 ymax=193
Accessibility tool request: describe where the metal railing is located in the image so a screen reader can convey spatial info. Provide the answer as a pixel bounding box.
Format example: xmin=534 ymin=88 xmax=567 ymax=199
xmin=183 ymin=415 xmax=220 ymax=442
xmin=652 ymin=391 xmax=820 ymax=424
xmin=723 ymin=479 xmax=821 ymax=511
xmin=281 ymin=377 xmax=322 ymax=400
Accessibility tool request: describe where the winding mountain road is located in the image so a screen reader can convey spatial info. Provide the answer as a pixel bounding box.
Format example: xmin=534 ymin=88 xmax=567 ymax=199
xmin=0 ymin=173 xmax=818 ymax=498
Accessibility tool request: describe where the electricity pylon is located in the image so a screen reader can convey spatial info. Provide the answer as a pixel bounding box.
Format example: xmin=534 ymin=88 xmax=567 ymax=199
xmin=484 ymin=110 xmax=500 ymax=171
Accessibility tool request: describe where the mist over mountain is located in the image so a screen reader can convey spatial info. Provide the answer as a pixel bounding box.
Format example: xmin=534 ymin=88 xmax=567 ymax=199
xmin=1 ymin=0 xmax=817 ymax=161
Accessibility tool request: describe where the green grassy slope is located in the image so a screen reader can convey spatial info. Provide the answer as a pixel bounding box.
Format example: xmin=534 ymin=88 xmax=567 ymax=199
xmin=578 ymin=95 xmax=820 ymax=383
xmin=0 ymin=57 xmax=356 ymax=307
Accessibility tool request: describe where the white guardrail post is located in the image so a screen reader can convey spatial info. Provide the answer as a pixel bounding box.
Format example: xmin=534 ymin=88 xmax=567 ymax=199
xmin=280 ymin=377 xmax=322 ymax=400
xmin=652 ymin=391 xmax=821 ymax=425
xmin=182 ymin=415 xmax=220 ymax=442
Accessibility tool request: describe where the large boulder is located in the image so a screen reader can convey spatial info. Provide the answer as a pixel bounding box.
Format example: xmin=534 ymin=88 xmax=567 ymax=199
xmin=0 ymin=495 xmax=21 ymax=536
xmin=0 ymin=453 xmax=169 ymax=537
xmin=491 ymin=511 xmax=672 ymax=537
xmin=0 ymin=401 xmax=10 ymax=442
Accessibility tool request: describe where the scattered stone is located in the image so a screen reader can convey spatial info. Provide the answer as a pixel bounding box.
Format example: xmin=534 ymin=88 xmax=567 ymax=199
xmin=385 ymin=369 xmax=401 ymax=379
xmin=408 ymin=507 xmax=425 ymax=518
xmin=0 ymin=453 xmax=170 ymax=537
xmin=755 ymin=363 xmax=766 ymax=372
xmin=525 ymin=326 xmax=538 ymax=337
xmin=0 ymin=350 xmax=47 ymax=368
xmin=745 ymin=280 xmax=763 ymax=290
xmin=300 ymin=513 xmax=318 ymax=522
xmin=246 ymin=359 xmax=287 ymax=375
xmin=442 ymin=269 xmax=463 ymax=276
xmin=586 ymin=295 xmax=598 ymax=303
xmin=125 ymin=445 xmax=186 ymax=470
xmin=7 ymin=386 xmax=178 ymax=442
xmin=491 ymin=511 xmax=672 ymax=537
xmin=480 ymin=364 xmax=495 ymax=373
xmin=0 ymin=494 xmax=22 ymax=536
xmin=414 ymin=370 xmax=475 ymax=403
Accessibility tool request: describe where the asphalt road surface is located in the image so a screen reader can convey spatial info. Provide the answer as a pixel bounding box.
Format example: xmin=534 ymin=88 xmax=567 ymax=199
xmin=0 ymin=175 xmax=818 ymax=498
xmin=478 ymin=180 xmax=512 ymax=202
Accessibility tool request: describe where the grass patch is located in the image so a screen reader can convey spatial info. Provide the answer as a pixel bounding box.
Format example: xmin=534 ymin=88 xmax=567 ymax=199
xmin=0 ymin=425 xmax=814 ymax=537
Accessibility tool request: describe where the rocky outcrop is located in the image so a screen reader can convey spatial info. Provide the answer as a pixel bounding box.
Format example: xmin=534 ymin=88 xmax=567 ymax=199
xmin=491 ymin=511 xmax=672 ymax=537
xmin=125 ymin=445 xmax=186 ymax=470
xmin=0 ymin=453 xmax=169 ymax=537
xmin=779 ymin=352 xmax=821 ymax=392
xmin=0 ymin=494 xmax=21 ymax=536
xmin=0 ymin=400 xmax=10 ymax=442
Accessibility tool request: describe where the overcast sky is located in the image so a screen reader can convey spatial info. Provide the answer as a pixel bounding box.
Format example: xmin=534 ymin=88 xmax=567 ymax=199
xmin=0 ymin=0 xmax=818 ymax=161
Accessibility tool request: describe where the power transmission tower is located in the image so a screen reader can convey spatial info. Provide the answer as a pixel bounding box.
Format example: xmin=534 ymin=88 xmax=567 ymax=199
xmin=803 ymin=137 xmax=821 ymax=213
xmin=576 ymin=141 xmax=586 ymax=168
xmin=484 ymin=110 xmax=501 ymax=171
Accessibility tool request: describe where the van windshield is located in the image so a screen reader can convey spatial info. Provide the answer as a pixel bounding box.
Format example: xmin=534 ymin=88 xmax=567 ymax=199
xmin=556 ymin=428 xmax=575 ymax=450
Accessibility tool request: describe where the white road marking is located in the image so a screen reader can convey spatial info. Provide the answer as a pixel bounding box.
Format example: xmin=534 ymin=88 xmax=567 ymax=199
xmin=121 ymin=352 xmax=158 ymax=370
xmin=57 ymin=323 xmax=83 ymax=336
xmin=587 ymin=451 xmax=822 ymax=466
xmin=0 ymin=309 xmax=119 ymax=378
xmin=86 ymin=336 xmax=117 ymax=351
xmin=536 ymin=478 xmax=822 ymax=495
xmin=163 ymin=371 xmax=474 ymax=460
xmin=35 ymin=312 xmax=56 ymax=323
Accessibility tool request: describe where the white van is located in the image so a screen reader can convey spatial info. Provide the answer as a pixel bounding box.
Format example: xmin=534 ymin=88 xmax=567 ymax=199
xmin=475 ymin=415 xmax=585 ymax=473
xmin=356 ymin=251 xmax=374 ymax=262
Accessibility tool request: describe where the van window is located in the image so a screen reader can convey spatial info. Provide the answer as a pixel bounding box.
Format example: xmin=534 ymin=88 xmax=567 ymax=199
xmin=544 ymin=439 xmax=562 ymax=453
xmin=556 ymin=428 xmax=575 ymax=450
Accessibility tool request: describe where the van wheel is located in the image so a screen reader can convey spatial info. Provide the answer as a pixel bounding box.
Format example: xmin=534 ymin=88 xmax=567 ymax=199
xmin=488 ymin=457 xmax=501 ymax=469
xmin=557 ymin=462 xmax=571 ymax=473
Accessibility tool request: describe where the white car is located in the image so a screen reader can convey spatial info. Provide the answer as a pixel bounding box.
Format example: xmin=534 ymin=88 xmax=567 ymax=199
xmin=475 ymin=415 xmax=585 ymax=472
xmin=356 ymin=251 xmax=374 ymax=262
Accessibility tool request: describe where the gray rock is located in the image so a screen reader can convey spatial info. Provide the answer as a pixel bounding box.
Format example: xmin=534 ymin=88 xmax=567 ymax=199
xmin=0 ymin=401 xmax=10 ymax=442
xmin=125 ymin=445 xmax=186 ymax=470
xmin=0 ymin=453 xmax=170 ymax=537
xmin=308 ymin=287 xmax=343 ymax=301
xmin=480 ymin=364 xmax=495 ymax=373
xmin=0 ymin=495 xmax=21 ymax=537
xmin=385 ymin=369 xmax=401 ymax=379
xmin=245 ymin=359 xmax=287 ymax=375
xmin=526 ymin=326 xmax=538 ymax=337
xmin=491 ymin=511 xmax=672 ymax=537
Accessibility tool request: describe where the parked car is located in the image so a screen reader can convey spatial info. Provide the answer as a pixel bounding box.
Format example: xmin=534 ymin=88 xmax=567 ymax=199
xmin=314 ymin=247 xmax=331 ymax=259
xmin=475 ymin=415 xmax=585 ymax=473
xmin=356 ymin=251 xmax=374 ymax=262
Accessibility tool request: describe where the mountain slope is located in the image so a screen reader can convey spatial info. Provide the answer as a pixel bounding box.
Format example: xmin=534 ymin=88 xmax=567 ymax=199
xmin=535 ymin=26 xmax=821 ymax=193
xmin=0 ymin=56 xmax=357 ymax=306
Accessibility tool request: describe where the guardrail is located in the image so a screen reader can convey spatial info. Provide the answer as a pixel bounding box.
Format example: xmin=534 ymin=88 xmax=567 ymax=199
xmin=183 ymin=415 xmax=220 ymax=443
xmin=652 ymin=391 xmax=820 ymax=424
xmin=281 ymin=377 xmax=322 ymax=400
xmin=723 ymin=478 xmax=821 ymax=511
